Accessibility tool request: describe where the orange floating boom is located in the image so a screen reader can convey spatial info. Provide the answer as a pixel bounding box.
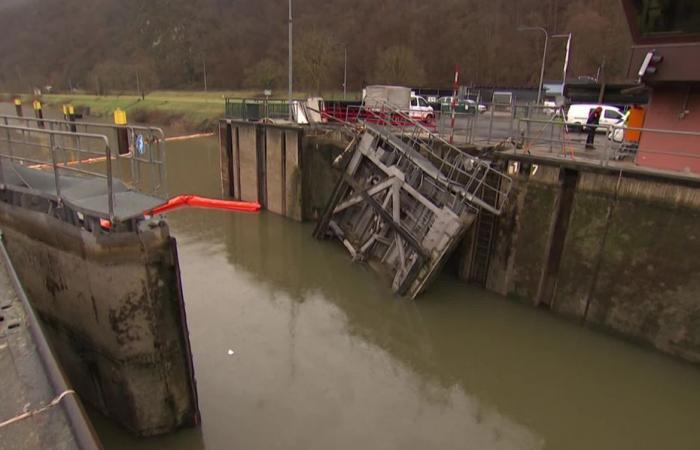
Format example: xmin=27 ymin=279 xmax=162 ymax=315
xmin=146 ymin=195 xmax=261 ymax=215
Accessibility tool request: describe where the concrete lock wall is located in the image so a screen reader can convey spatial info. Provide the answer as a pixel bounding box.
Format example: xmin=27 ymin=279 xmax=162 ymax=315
xmin=219 ymin=120 xmax=346 ymax=222
xmin=460 ymin=157 xmax=700 ymax=363
xmin=219 ymin=120 xmax=303 ymax=220
xmin=0 ymin=198 xmax=199 ymax=436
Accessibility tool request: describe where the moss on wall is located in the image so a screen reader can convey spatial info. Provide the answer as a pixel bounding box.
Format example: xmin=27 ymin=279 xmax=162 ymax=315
xmin=587 ymin=197 xmax=700 ymax=362
xmin=301 ymin=136 xmax=345 ymax=221
xmin=479 ymin=155 xmax=700 ymax=363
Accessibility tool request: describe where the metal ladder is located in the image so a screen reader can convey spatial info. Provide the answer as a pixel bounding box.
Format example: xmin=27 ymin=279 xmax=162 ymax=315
xmin=470 ymin=170 xmax=503 ymax=285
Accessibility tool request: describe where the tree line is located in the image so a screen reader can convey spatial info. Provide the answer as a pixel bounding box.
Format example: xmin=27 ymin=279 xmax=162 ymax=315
xmin=0 ymin=0 xmax=632 ymax=95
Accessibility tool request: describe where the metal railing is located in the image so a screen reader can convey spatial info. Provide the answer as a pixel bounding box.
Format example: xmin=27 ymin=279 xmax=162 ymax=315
xmin=517 ymin=117 xmax=700 ymax=173
xmin=0 ymin=115 xmax=167 ymax=200
xmin=225 ymin=98 xmax=290 ymax=121
xmin=320 ymin=101 xmax=563 ymax=147
xmin=352 ymin=100 xmax=512 ymax=215
xmin=0 ymin=121 xmax=167 ymax=221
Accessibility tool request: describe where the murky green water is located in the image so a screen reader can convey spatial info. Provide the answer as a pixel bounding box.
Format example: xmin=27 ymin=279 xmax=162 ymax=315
xmin=63 ymin=134 xmax=700 ymax=449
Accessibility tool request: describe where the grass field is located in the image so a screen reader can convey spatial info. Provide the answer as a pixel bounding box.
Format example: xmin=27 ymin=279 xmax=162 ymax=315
xmin=2 ymin=90 xmax=361 ymax=130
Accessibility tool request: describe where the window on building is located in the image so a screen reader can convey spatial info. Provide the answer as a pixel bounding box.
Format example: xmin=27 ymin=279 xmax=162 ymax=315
xmin=631 ymin=0 xmax=700 ymax=36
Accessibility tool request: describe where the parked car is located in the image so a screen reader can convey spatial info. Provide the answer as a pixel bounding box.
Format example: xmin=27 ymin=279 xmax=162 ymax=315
xmin=465 ymin=99 xmax=487 ymax=114
xmin=565 ymin=104 xmax=625 ymax=132
xmin=438 ymin=96 xmax=486 ymax=114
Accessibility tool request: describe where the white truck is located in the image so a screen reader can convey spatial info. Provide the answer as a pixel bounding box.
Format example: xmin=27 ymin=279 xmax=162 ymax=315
xmin=362 ymin=85 xmax=434 ymax=121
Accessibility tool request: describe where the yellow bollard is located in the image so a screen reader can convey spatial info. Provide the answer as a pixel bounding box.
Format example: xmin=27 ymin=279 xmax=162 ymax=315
xmin=67 ymin=104 xmax=76 ymax=132
xmin=113 ymin=108 xmax=127 ymax=125
xmin=32 ymin=100 xmax=44 ymax=128
xmin=13 ymin=98 xmax=23 ymax=117
xmin=114 ymin=108 xmax=129 ymax=155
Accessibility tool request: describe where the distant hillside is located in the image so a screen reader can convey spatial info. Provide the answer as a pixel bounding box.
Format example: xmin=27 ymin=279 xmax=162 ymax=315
xmin=0 ymin=0 xmax=632 ymax=94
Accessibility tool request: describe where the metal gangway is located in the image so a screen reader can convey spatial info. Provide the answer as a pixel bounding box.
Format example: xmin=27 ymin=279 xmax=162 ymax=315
xmin=0 ymin=115 xmax=167 ymax=224
xmin=314 ymin=100 xmax=512 ymax=298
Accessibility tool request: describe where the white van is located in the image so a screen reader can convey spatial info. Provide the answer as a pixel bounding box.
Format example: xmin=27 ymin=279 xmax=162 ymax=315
xmin=410 ymin=94 xmax=434 ymax=121
xmin=565 ymin=104 xmax=624 ymax=132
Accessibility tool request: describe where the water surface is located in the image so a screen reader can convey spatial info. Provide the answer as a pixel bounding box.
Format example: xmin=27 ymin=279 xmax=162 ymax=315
xmin=82 ymin=135 xmax=700 ymax=450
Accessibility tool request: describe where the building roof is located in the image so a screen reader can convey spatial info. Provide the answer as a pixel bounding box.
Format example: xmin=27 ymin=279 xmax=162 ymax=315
xmin=564 ymin=80 xmax=650 ymax=105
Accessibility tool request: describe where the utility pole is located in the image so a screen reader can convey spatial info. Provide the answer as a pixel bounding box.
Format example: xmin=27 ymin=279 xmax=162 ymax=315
xmin=518 ymin=26 xmax=549 ymax=104
xmin=288 ymin=0 xmax=293 ymax=120
xmin=203 ymin=56 xmax=208 ymax=92
xmin=343 ymin=46 xmax=348 ymax=100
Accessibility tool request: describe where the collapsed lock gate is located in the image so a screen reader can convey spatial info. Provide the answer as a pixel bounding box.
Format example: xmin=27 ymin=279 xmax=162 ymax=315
xmin=314 ymin=102 xmax=513 ymax=298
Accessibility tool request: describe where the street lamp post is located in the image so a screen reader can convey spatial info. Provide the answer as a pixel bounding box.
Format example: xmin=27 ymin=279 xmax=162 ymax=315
xmin=518 ymin=26 xmax=549 ymax=105
xmin=288 ymin=0 xmax=293 ymax=120
xmin=343 ymin=46 xmax=348 ymax=100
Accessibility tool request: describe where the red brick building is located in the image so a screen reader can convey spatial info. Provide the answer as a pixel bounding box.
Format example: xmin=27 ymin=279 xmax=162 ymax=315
xmin=621 ymin=0 xmax=700 ymax=173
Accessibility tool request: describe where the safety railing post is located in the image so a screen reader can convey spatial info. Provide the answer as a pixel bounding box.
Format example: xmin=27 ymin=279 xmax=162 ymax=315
xmin=549 ymin=117 xmax=555 ymax=153
xmin=603 ymin=126 xmax=611 ymax=167
xmin=48 ymin=134 xmax=62 ymax=202
xmin=128 ymin=127 xmax=137 ymax=186
xmin=487 ymin=105 xmax=495 ymax=144
xmin=105 ymin=143 xmax=115 ymax=221
xmin=3 ymin=117 xmax=13 ymax=159
xmin=526 ymin=104 xmax=532 ymax=146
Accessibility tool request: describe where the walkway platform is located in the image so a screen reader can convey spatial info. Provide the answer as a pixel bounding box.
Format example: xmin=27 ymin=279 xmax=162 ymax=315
xmin=0 ymin=234 xmax=101 ymax=450
xmin=1 ymin=163 xmax=163 ymax=222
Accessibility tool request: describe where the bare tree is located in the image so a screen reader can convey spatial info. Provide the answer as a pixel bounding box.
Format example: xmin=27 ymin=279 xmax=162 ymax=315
xmin=294 ymin=30 xmax=341 ymax=95
xmin=244 ymin=58 xmax=285 ymax=90
xmin=373 ymin=46 xmax=425 ymax=86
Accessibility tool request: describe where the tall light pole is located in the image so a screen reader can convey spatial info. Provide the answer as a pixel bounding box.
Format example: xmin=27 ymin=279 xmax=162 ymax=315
xmin=518 ymin=26 xmax=549 ymax=105
xmin=202 ymin=56 xmax=208 ymax=92
xmin=288 ymin=0 xmax=293 ymax=120
xmin=343 ymin=46 xmax=348 ymax=100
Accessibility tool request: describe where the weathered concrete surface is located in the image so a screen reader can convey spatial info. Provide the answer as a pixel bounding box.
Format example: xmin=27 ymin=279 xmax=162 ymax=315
xmin=218 ymin=120 xmax=346 ymax=222
xmin=0 ymin=198 xmax=199 ymax=436
xmin=565 ymin=172 xmax=700 ymax=361
xmin=219 ymin=120 xmax=306 ymax=221
xmin=285 ymin=130 xmax=303 ymax=221
xmin=0 ymin=245 xmax=98 ymax=450
xmin=484 ymin=163 xmax=559 ymax=300
xmin=462 ymin=155 xmax=700 ymax=363
xmin=300 ymin=134 xmax=345 ymax=221
xmin=238 ymin=125 xmax=259 ymax=204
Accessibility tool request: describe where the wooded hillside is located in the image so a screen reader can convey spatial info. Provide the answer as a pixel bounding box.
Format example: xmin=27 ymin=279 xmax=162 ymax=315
xmin=0 ymin=0 xmax=632 ymax=94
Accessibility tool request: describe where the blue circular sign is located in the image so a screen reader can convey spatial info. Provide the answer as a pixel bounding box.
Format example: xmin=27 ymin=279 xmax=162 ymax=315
xmin=135 ymin=134 xmax=145 ymax=155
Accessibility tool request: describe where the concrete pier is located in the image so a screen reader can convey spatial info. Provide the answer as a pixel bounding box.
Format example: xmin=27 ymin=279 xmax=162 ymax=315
xmin=0 ymin=121 xmax=199 ymax=437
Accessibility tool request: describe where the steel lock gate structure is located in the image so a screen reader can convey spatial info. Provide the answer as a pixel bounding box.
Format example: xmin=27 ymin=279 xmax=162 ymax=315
xmin=314 ymin=102 xmax=512 ymax=298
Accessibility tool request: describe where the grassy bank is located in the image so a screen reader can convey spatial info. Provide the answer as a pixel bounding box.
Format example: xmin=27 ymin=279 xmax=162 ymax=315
xmin=2 ymin=89 xmax=361 ymax=132
xmin=36 ymin=91 xmax=226 ymax=131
